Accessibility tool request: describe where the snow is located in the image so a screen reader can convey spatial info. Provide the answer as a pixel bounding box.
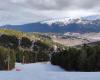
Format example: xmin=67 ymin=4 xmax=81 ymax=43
xmin=41 ymin=17 xmax=93 ymax=26
xmin=0 ymin=62 xmax=100 ymax=80
xmin=41 ymin=17 xmax=72 ymax=26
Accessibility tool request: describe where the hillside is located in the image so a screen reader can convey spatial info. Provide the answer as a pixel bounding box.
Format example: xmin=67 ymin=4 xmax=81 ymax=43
xmin=0 ymin=29 xmax=24 ymax=37
xmin=0 ymin=29 xmax=52 ymax=42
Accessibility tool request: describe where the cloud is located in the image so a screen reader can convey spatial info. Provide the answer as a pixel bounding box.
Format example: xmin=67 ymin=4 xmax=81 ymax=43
xmin=0 ymin=0 xmax=100 ymax=25
xmin=21 ymin=0 xmax=100 ymax=10
xmin=9 ymin=0 xmax=100 ymax=10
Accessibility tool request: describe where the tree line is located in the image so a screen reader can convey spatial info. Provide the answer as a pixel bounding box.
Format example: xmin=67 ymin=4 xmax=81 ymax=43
xmin=51 ymin=44 xmax=100 ymax=71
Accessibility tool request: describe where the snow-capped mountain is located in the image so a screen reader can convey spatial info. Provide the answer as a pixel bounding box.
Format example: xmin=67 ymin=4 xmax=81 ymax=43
xmin=40 ymin=15 xmax=100 ymax=26
xmin=82 ymin=15 xmax=100 ymax=20
xmin=41 ymin=17 xmax=73 ymax=26
xmin=1 ymin=16 xmax=100 ymax=33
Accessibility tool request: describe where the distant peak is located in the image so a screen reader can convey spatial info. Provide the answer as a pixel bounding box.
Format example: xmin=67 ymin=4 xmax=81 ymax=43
xmin=40 ymin=17 xmax=91 ymax=26
xmin=81 ymin=15 xmax=100 ymax=20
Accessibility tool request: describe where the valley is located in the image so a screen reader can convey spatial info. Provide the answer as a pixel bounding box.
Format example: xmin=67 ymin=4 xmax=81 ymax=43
xmin=50 ymin=32 xmax=100 ymax=46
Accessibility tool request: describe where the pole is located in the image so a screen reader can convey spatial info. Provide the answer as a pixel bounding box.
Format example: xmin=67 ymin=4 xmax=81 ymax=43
xmin=7 ymin=55 xmax=10 ymax=70
xmin=22 ymin=55 xmax=25 ymax=64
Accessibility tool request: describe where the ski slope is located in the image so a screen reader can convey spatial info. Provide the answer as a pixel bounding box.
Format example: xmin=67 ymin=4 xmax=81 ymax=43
xmin=0 ymin=62 xmax=100 ymax=80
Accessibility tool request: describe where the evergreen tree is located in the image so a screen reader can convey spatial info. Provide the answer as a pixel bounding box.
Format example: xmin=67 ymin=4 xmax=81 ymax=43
xmin=0 ymin=47 xmax=15 ymax=70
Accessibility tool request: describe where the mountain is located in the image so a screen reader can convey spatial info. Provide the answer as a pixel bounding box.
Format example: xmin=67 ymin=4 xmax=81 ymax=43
xmin=82 ymin=15 xmax=100 ymax=20
xmin=1 ymin=17 xmax=100 ymax=33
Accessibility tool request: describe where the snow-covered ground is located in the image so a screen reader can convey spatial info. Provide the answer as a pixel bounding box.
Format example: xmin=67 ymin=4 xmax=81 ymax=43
xmin=0 ymin=62 xmax=100 ymax=80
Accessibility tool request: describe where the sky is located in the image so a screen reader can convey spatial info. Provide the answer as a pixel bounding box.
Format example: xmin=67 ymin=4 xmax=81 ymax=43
xmin=0 ymin=0 xmax=100 ymax=25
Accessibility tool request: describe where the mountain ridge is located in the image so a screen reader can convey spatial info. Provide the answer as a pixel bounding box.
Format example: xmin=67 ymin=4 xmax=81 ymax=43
xmin=1 ymin=16 xmax=100 ymax=33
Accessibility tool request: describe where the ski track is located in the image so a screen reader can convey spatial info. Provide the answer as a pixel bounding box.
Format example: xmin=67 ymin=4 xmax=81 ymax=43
xmin=0 ymin=62 xmax=100 ymax=80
